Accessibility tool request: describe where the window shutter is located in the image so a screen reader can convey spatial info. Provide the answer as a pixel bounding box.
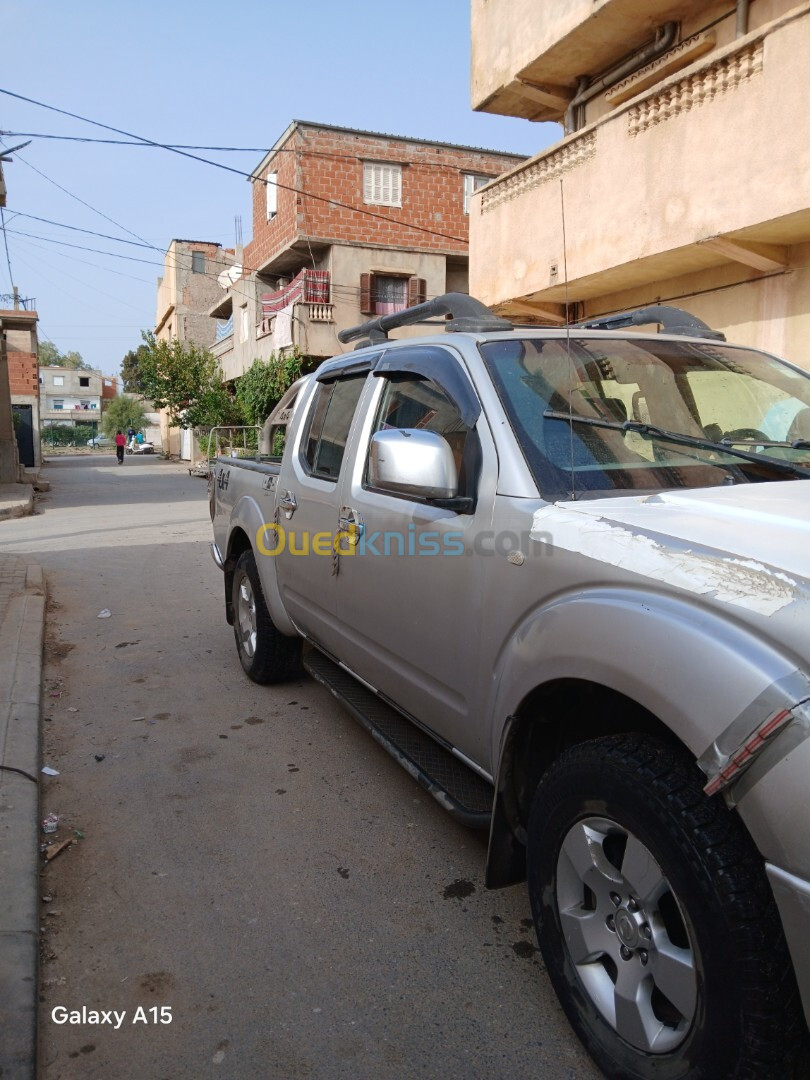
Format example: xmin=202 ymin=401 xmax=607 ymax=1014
xmin=360 ymin=272 xmax=374 ymax=315
xmin=407 ymin=277 xmax=426 ymax=307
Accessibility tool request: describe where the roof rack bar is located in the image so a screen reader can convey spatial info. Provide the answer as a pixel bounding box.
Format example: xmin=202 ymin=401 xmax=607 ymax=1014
xmin=337 ymin=292 xmax=512 ymax=346
xmin=575 ymin=304 xmax=726 ymax=341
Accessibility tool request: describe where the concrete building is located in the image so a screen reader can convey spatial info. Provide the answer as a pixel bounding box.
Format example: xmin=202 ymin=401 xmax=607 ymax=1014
xmin=209 ymin=121 xmax=526 ymax=382
xmin=39 ymin=365 xmax=114 ymax=427
xmin=154 ymin=240 xmax=233 ymax=457
xmin=1 ymin=300 xmax=41 ymax=470
xmin=469 ymin=0 xmax=810 ymax=362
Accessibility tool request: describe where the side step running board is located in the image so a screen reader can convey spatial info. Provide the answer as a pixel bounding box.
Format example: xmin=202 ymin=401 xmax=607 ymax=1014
xmin=304 ymin=648 xmax=493 ymax=830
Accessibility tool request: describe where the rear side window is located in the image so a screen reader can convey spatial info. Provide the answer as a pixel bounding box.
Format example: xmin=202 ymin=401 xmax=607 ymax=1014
xmin=302 ymin=375 xmax=366 ymax=480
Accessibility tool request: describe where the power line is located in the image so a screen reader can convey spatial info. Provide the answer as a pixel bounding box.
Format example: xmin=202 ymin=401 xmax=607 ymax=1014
xmin=0 ymin=88 xmax=469 ymax=245
xmin=0 ymin=131 xmax=494 ymax=170
xmin=1 ymin=132 xmax=275 ymax=151
xmin=10 ymin=232 xmax=157 ymax=284
xmin=3 ymin=208 xmax=157 ymax=249
xmin=5 ymin=227 xmax=167 ymax=266
xmin=0 ymin=206 xmax=14 ymax=289
xmin=2 ymin=142 xmax=161 ymax=251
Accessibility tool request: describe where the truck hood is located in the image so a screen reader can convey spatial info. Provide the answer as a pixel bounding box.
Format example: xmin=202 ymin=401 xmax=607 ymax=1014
xmin=531 ymin=481 xmax=810 ymax=618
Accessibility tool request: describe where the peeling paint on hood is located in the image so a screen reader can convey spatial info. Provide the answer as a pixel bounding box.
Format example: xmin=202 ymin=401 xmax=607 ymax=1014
xmin=531 ymin=482 xmax=810 ymax=616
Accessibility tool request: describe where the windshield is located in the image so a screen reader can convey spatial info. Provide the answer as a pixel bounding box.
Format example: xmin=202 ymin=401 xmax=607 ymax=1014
xmin=480 ymin=336 xmax=810 ymax=499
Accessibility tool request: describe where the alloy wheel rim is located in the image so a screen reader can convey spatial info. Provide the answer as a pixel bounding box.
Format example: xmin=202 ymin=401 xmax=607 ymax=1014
xmin=556 ymin=815 xmax=698 ymax=1053
xmin=236 ymin=576 xmax=257 ymax=659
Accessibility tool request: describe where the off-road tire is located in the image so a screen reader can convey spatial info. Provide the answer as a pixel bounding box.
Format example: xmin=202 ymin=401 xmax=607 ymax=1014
xmin=527 ymin=733 xmax=805 ymax=1080
xmin=231 ymin=549 xmax=302 ymax=684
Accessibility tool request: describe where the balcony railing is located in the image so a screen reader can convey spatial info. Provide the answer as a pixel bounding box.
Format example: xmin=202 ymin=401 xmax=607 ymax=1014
xmin=258 ymin=302 xmax=334 ymax=340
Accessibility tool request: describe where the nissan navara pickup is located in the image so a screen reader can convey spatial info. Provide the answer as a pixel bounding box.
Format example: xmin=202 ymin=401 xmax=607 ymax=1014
xmin=209 ymin=294 xmax=810 ymax=1079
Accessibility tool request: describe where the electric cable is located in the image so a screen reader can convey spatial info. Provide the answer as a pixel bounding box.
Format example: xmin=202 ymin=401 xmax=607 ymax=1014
xmin=0 ymin=88 xmax=469 ymax=245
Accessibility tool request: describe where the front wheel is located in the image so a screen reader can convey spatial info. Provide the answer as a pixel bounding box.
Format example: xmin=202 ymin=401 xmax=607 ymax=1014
xmin=527 ymin=734 xmax=803 ymax=1079
xmin=231 ymin=549 xmax=302 ymax=684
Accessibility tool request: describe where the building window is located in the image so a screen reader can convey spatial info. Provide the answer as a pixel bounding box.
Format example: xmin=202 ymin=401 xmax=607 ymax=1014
xmin=79 ymin=376 xmax=90 ymax=387
xmin=266 ymin=172 xmax=278 ymax=220
xmin=360 ymin=273 xmax=425 ymax=316
xmin=363 ymin=163 xmax=402 ymax=207
xmin=192 ymin=250 xmax=206 ymax=274
xmin=53 ymin=375 xmax=64 ymax=386
xmin=463 ymin=174 xmax=490 ymax=215
xmin=53 ymin=400 xmax=64 ymax=410
xmin=239 ymin=305 xmax=250 ymax=343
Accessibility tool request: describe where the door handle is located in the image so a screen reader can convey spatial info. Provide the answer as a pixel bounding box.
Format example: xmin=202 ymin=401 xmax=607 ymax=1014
xmin=338 ymin=506 xmax=364 ymax=545
xmin=279 ymin=490 xmax=297 ymax=518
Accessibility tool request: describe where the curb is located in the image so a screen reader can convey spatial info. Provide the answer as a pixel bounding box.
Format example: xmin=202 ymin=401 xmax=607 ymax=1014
xmin=0 ymin=485 xmax=34 ymax=522
xmin=0 ymin=564 xmax=45 ymax=1080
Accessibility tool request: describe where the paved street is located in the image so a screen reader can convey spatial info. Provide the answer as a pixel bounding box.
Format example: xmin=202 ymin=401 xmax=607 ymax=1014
xmin=0 ymin=455 xmax=598 ymax=1080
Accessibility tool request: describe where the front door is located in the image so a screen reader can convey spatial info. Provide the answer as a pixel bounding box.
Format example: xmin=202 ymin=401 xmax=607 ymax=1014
xmin=333 ymin=352 xmax=496 ymax=766
xmin=273 ymin=372 xmax=368 ymax=658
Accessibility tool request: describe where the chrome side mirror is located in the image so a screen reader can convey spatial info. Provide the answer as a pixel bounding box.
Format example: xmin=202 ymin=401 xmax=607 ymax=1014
xmin=368 ymin=429 xmax=458 ymax=500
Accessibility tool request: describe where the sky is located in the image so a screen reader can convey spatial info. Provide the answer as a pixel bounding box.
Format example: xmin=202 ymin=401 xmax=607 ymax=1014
xmin=0 ymin=0 xmax=560 ymax=379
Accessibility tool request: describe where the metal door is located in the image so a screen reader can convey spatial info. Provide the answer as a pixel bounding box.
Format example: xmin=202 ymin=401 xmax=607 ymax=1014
xmin=12 ymin=404 xmax=34 ymax=466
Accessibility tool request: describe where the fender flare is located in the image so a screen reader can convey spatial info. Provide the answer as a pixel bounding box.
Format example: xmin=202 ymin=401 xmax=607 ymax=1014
xmin=226 ymin=494 xmax=298 ymax=637
xmin=485 ymin=587 xmax=808 ymax=887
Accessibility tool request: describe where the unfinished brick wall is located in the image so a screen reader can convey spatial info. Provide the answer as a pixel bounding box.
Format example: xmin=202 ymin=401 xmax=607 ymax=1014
xmin=244 ymin=124 xmax=524 ymax=275
xmin=7 ymin=351 xmax=38 ymax=396
xmin=2 ymin=320 xmax=39 ymax=395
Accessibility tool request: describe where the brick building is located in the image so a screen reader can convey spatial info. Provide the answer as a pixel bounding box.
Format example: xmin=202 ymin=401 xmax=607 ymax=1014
xmin=0 ymin=301 xmax=41 ymax=469
xmin=210 ymin=121 xmax=526 ymax=382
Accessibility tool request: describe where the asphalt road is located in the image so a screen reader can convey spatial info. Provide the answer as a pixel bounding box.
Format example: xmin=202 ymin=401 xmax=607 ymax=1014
xmin=0 ymin=455 xmax=599 ymax=1080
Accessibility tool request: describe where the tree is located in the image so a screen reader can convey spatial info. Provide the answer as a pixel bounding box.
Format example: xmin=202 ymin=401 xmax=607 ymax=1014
xmin=235 ymin=350 xmax=305 ymax=426
xmin=120 ymin=344 xmax=150 ymax=393
xmin=37 ymin=342 xmax=93 ymax=370
xmin=101 ymin=396 xmax=149 ymax=438
xmin=137 ymin=332 xmax=240 ymax=429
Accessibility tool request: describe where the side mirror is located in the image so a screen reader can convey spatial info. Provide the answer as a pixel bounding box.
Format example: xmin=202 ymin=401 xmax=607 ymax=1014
xmin=368 ymin=429 xmax=458 ymax=500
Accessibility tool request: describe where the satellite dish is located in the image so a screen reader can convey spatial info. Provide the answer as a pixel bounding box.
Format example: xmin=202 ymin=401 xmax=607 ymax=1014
xmin=217 ymin=263 xmax=243 ymax=289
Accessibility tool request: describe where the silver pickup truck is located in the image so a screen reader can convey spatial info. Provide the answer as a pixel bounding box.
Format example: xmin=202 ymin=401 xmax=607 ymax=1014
xmin=210 ymin=294 xmax=810 ymax=1079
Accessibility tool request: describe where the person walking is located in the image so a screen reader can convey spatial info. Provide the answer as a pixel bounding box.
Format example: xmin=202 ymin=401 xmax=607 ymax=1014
xmin=115 ymin=430 xmax=126 ymax=464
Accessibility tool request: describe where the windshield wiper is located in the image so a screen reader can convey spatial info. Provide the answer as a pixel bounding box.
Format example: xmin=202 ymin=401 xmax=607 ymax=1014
xmin=543 ymin=410 xmax=810 ymax=479
xmin=720 ymin=437 xmax=810 ymax=450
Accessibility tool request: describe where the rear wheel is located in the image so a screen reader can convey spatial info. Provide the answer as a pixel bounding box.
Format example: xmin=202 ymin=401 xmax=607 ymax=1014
xmin=527 ymin=734 xmax=803 ymax=1079
xmin=231 ymin=549 xmax=302 ymax=684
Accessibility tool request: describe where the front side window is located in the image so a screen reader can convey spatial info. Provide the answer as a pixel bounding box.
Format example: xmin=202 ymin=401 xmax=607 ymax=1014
xmin=191 ymin=250 xmax=205 ymax=274
xmin=481 ymin=337 xmax=810 ymax=499
xmin=53 ymin=375 xmax=64 ymax=386
xmin=53 ymin=399 xmax=64 ymax=410
xmin=302 ymin=375 xmax=366 ymax=480
xmin=79 ymin=377 xmax=90 ymax=387
xmin=363 ymin=162 xmax=402 ymax=207
xmin=367 ymin=374 xmax=475 ymax=498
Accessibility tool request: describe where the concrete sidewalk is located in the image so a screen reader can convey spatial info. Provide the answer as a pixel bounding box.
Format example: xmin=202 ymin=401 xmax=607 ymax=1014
xmin=0 ymin=556 xmax=46 ymax=1080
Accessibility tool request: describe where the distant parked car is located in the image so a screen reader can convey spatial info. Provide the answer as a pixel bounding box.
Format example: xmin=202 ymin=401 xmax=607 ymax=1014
xmin=86 ymin=435 xmax=113 ymax=448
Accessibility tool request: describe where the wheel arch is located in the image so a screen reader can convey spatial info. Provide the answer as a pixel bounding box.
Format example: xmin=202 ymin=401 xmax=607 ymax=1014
xmin=223 ymin=526 xmax=253 ymax=625
xmin=486 ymin=678 xmax=692 ymax=890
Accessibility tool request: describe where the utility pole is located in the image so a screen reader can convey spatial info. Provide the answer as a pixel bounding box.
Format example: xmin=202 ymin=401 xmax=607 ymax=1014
xmin=0 ymin=141 xmax=32 ymax=483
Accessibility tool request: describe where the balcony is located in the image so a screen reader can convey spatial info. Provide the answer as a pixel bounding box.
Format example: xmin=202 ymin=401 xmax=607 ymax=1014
xmin=470 ymin=10 xmax=810 ymax=316
xmin=472 ymin=0 xmax=710 ymax=122
xmin=42 ymin=407 xmax=101 ymax=424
